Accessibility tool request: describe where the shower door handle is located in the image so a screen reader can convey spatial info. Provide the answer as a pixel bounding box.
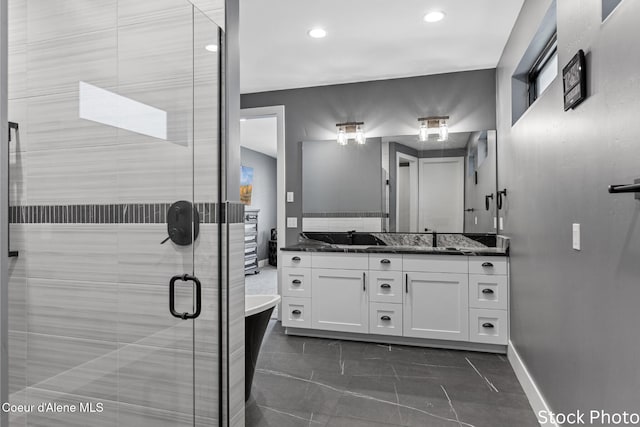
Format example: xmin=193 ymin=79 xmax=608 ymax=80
xmin=169 ymin=274 xmax=202 ymax=320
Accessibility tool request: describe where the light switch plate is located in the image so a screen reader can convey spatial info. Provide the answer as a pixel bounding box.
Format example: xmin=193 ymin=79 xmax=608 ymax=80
xmin=287 ymin=217 xmax=298 ymax=228
xmin=474 ymin=216 xmax=478 ymax=225
xmin=572 ymin=223 xmax=581 ymax=250
xmin=287 ymin=192 xmax=294 ymax=202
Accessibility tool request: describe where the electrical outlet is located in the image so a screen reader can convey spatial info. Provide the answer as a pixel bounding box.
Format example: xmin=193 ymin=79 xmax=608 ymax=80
xmin=493 ymin=217 xmax=497 ymax=229
xmin=474 ymin=216 xmax=478 ymax=225
xmin=287 ymin=217 xmax=298 ymax=228
xmin=572 ymin=223 xmax=581 ymax=250
xmin=499 ymin=217 xmax=504 ymax=230
xmin=287 ymin=192 xmax=294 ymax=202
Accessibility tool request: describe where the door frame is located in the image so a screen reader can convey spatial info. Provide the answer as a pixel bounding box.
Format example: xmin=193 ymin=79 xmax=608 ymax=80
xmin=240 ymin=106 xmax=285 ymax=318
xmin=418 ymin=156 xmax=465 ymax=233
xmin=395 ymin=151 xmax=419 ymax=232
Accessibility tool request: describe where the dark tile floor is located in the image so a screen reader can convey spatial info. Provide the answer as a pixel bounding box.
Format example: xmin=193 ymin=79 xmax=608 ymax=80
xmin=246 ymin=321 xmax=539 ymax=427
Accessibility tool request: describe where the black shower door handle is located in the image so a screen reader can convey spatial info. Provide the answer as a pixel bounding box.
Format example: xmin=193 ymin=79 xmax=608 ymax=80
xmin=169 ymin=274 xmax=202 ymax=320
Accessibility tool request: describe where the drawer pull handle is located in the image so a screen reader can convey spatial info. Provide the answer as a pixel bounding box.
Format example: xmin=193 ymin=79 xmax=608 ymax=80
xmin=292 ymin=279 xmax=302 ymax=285
xmin=380 ymin=259 xmax=391 ymax=264
xmin=363 ymin=272 xmax=366 ymax=292
xmin=482 ymin=322 xmax=494 ymax=328
xmin=381 ymin=315 xmax=391 ymax=321
xmin=292 ymin=310 xmax=301 ymax=315
xmin=380 ymin=283 xmax=391 ymax=289
xmin=405 ymin=274 xmax=409 ymax=293
xmin=481 ymin=262 xmax=494 ymax=268
xmin=292 ymin=256 xmax=301 ymax=262
xmin=482 ymin=288 xmax=494 ymax=294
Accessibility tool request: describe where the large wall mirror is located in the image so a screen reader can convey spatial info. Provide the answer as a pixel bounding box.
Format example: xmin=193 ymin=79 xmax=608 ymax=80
xmin=301 ymin=130 xmax=498 ymax=234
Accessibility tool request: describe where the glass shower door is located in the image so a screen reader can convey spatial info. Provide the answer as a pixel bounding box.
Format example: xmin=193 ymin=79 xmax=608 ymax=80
xmin=5 ymin=1 xmax=222 ymax=425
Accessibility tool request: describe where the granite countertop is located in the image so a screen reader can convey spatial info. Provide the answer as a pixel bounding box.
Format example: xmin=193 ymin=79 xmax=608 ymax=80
xmin=281 ymin=239 xmax=509 ymax=257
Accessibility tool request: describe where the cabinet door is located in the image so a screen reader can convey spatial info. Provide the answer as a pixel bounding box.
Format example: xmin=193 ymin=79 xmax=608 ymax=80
xmin=311 ymin=269 xmax=368 ymax=333
xmin=403 ymin=272 xmax=469 ymax=341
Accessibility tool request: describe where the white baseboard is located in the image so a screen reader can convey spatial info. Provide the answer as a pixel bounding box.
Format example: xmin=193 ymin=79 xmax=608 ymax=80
xmin=508 ymin=341 xmax=558 ymax=427
xmin=258 ymin=258 xmax=268 ymax=267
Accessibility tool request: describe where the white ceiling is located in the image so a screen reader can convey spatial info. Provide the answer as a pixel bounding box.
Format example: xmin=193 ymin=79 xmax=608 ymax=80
xmin=239 ymin=0 xmax=525 ymax=93
xmin=240 ymin=117 xmax=278 ymax=158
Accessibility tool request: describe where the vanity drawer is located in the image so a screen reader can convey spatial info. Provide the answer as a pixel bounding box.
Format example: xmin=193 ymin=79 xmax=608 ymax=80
xmin=281 ymin=297 xmax=311 ymax=328
xmin=369 ymin=271 xmax=403 ymax=304
xmin=311 ymin=252 xmax=369 ymax=270
xmin=282 ymin=268 xmax=312 ymax=298
xmin=403 ymin=255 xmax=468 ymax=274
xmin=369 ymin=254 xmax=402 ymax=271
xmin=469 ymin=308 xmax=508 ymax=345
xmin=369 ymin=302 xmax=403 ymax=336
xmin=469 ymin=257 xmax=507 ymax=275
xmin=281 ymin=252 xmax=311 ymax=268
xmin=469 ymin=275 xmax=508 ymax=310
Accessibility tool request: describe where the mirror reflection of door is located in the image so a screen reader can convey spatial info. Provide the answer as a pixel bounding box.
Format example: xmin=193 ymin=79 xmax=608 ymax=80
xmin=396 ymin=152 xmax=418 ymax=232
xmin=418 ymin=157 xmax=465 ymax=233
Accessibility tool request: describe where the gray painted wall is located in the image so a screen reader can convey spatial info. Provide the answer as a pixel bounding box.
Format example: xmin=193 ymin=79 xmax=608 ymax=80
xmin=241 ymin=69 xmax=497 ymax=245
xmin=497 ymin=0 xmax=640 ymax=417
xmin=302 ymin=138 xmax=382 ymax=214
xmin=241 ymin=147 xmax=276 ymax=260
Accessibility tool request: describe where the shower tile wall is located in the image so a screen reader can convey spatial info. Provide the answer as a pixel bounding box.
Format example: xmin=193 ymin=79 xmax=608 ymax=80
xmin=6 ymin=1 xmax=230 ymax=426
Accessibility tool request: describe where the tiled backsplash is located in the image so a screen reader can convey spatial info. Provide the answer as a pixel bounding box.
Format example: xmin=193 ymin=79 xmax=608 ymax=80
xmin=9 ymin=202 xmax=245 ymax=224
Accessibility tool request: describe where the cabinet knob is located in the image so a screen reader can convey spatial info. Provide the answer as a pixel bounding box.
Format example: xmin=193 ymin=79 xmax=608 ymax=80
xmin=380 ymin=259 xmax=391 ymax=264
xmin=292 ymin=279 xmax=302 ymax=285
xmin=292 ymin=310 xmax=301 ymax=315
xmin=380 ymin=283 xmax=391 ymax=289
xmin=381 ymin=315 xmax=391 ymax=321
xmin=482 ymin=322 xmax=494 ymax=328
xmin=481 ymin=288 xmax=494 ymax=294
xmin=481 ymin=262 xmax=494 ymax=268
xmin=292 ymin=256 xmax=301 ymax=262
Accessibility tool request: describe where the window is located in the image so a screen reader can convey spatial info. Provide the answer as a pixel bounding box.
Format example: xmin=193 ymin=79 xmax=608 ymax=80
xmin=527 ymin=33 xmax=558 ymax=106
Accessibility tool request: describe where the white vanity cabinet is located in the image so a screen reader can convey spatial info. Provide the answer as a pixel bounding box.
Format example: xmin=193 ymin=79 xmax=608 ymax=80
xmin=404 ymin=272 xmax=469 ymax=341
xmin=281 ymin=250 xmax=509 ymax=351
xmin=311 ymin=268 xmax=369 ymax=333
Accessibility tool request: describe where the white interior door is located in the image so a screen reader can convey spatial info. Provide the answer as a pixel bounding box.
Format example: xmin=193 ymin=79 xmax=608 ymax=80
xmin=418 ymin=157 xmax=464 ymax=233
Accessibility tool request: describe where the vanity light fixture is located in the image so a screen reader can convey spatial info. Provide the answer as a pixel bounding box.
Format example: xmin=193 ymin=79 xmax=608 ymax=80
xmin=336 ymin=122 xmax=366 ymax=145
xmin=418 ymin=116 xmax=449 ymax=142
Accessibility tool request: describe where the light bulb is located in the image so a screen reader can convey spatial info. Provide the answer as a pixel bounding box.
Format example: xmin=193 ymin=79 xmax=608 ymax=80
xmin=419 ymin=122 xmax=428 ymax=142
xmin=337 ymin=128 xmax=347 ymax=145
xmin=355 ymin=125 xmax=366 ymax=145
xmin=438 ymin=121 xmax=449 ymax=141
xmin=424 ymin=11 xmax=445 ymax=23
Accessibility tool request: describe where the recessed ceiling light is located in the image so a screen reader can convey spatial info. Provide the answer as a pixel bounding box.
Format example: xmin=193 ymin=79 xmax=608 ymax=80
xmin=205 ymin=44 xmax=218 ymax=52
xmin=423 ymin=11 xmax=445 ymax=23
xmin=308 ymin=28 xmax=327 ymax=39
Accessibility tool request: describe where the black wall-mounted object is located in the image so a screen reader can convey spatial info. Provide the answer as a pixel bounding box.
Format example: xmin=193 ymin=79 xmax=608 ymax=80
xmin=563 ymin=50 xmax=587 ymax=111
xmin=162 ymin=200 xmax=200 ymax=245
xmin=485 ymin=193 xmax=494 ymax=211
xmin=608 ymin=179 xmax=640 ymax=200
xmin=7 ymin=122 xmax=19 ymax=257
xmin=497 ymin=189 xmax=508 ymax=209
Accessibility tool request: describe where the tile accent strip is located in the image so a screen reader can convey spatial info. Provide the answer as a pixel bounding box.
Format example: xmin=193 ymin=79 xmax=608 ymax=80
xmin=9 ymin=202 xmax=245 ymax=224
xmin=302 ymin=212 xmax=389 ymax=218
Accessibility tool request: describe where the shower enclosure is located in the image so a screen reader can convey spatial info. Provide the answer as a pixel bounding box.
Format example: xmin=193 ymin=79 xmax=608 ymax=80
xmin=0 ymin=0 xmax=241 ymax=425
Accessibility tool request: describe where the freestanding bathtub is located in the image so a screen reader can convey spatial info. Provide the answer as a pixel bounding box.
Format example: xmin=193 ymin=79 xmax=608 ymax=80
xmin=245 ymin=294 xmax=280 ymax=401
